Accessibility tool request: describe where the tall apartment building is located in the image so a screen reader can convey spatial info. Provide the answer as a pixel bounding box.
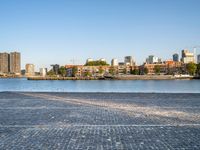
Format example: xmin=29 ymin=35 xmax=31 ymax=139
xmin=181 ymin=49 xmax=194 ymax=64
xmin=51 ymin=64 xmax=60 ymax=75
xmin=124 ymin=56 xmax=135 ymax=66
xmin=173 ymin=53 xmax=179 ymax=62
xmin=40 ymin=68 xmax=47 ymax=77
xmin=25 ymin=64 xmax=35 ymax=76
xmin=146 ymin=55 xmax=161 ymax=64
xmin=197 ymin=54 xmax=200 ymax=64
xmin=0 ymin=52 xmax=9 ymax=73
xmin=10 ymin=52 xmax=21 ymax=74
xmin=111 ymin=58 xmax=118 ymax=66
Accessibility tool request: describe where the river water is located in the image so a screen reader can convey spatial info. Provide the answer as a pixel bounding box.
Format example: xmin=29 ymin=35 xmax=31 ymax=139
xmin=0 ymin=78 xmax=200 ymax=93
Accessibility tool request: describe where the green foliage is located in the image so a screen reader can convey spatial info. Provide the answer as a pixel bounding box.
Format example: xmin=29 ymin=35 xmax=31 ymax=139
xmin=99 ymin=67 xmax=104 ymax=74
xmin=109 ymin=67 xmax=115 ymax=75
xmin=85 ymin=61 xmax=109 ymax=66
xmin=196 ymin=63 xmax=200 ymax=76
xmin=154 ymin=65 xmax=161 ymax=74
xmin=84 ymin=71 xmax=92 ymax=77
xmin=59 ymin=66 xmax=66 ymax=77
xmin=72 ymin=66 xmax=78 ymax=77
xmin=123 ymin=69 xmax=127 ymax=74
xmin=47 ymin=69 xmax=56 ymax=76
xmin=144 ymin=67 xmax=148 ymax=74
xmin=186 ymin=62 xmax=197 ymax=75
xmin=131 ymin=69 xmax=139 ymax=75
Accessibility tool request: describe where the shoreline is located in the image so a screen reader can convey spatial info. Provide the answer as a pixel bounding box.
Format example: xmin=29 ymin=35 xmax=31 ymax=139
xmin=26 ymin=75 xmax=198 ymax=80
xmin=1 ymin=91 xmax=200 ymax=94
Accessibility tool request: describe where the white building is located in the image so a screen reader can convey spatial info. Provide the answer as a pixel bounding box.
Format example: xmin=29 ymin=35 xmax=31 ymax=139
xmin=99 ymin=58 xmax=106 ymax=62
xmin=111 ymin=59 xmax=118 ymax=66
xmin=181 ymin=49 xmax=194 ymax=64
xmin=146 ymin=55 xmax=161 ymax=64
xmin=86 ymin=58 xmax=93 ymax=64
xmin=40 ymin=68 xmax=47 ymax=77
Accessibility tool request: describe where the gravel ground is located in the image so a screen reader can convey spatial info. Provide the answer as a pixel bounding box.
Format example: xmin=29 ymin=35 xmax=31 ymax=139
xmin=0 ymin=92 xmax=200 ymax=149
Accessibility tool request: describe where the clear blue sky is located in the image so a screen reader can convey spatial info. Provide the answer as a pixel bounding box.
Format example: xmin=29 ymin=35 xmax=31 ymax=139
xmin=0 ymin=0 xmax=200 ymax=70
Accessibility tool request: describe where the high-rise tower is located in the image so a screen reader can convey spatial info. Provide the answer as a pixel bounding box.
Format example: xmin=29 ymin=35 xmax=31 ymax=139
xmin=10 ymin=52 xmax=21 ymax=74
xmin=0 ymin=52 xmax=9 ymax=73
xmin=173 ymin=53 xmax=179 ymax=62
xmin=124 ymin=56 xmax=135 ymax=66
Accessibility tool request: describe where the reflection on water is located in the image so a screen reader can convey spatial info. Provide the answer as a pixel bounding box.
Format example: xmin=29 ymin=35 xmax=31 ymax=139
xmin=0 ymin=78 xmax=200 ymax=93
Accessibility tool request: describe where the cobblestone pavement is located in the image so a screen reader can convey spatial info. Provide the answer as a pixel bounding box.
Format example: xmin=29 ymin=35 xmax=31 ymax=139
xmin=0 ymin=92 xmax=200 ymax=149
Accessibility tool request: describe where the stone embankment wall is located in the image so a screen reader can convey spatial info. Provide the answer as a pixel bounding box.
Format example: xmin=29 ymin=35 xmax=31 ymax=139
xmin=27 ymin=75 xmax=195 ymax=80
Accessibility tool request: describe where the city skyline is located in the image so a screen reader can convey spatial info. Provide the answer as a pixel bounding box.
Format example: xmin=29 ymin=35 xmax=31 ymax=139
xmin=0 ymin=48 xmax=199 ymax=71
xmin=0 ymin=0 xmax=200 ymax=69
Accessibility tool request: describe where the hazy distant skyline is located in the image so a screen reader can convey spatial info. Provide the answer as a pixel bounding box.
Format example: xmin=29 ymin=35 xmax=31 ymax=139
xmin=0 ymin=0 xmax=200 ymax=70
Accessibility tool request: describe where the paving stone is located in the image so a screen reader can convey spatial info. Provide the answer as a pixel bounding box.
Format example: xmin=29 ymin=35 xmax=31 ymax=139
xmin=0 ymin=92 xmax=200 ymax=149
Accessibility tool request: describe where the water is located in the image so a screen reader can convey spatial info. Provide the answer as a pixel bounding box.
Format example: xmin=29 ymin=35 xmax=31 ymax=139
xmin=0 ymin=78 xmax=200 ymax=93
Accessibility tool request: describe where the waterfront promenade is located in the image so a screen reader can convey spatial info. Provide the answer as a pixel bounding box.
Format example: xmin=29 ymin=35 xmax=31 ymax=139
xmin=0 ymin=92 xmax=200 ymax=149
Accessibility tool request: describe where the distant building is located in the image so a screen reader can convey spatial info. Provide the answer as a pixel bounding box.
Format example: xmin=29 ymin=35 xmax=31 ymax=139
xmin=21 ymin=69 xmax=26 ymax=76
xmin=86 ymin=58 xmax=93 ymax=64
xmin=146 ymin=55 xmax=161 ymax=64
xmin=45 ymin=68 xmax=48 ymax=74
xmin=197 ymin=54 xmax=200 ymax=64
xmin=99 ymin=58 xmax=106 ymax=62
xmin=51 ymin=64 xmax=59 ymax=75
xmin=124 ymin=56 xmax=135 ymax=66
xmin=140 ymin=61 xmax=183 ymax=75
xmin=0 ymin=52 xmax=9 ymax=73
xmin=173 ymin=53 xmax=179 ymax=62
xmin=111 ymin=59 xmax=118 ymax=66
xmin=25 ymin=64 xmax=35 ymax=76
xmin=118 ymin=62 xmax=125 ymax=66
xmin=9 ymin=52 xmax=21 ymax=75
xmin=118 ymin=62 xmax=132 ymax=74
xmin=181 ymin=49 xmax=194 ymax=64
xmin=65 ymin=64 xmax=135 ymax=76
xmin=65 ymin=65 xmax=111 ymax=77
xmin=40 ymin=68 xmax=47 ymax=77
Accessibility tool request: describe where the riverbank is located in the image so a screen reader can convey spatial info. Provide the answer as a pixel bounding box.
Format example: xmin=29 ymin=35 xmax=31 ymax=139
xmin=0 ymin=75 xmax=22 ymax=78
xmin=27 ymin=75 xmax=196 ymax=80
xmin=27 ymin=76 xmax=101 ymax=80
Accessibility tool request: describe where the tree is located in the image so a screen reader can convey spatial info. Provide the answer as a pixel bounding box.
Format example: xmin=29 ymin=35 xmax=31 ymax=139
xmin=109 ymin=67 xmax=115 ymax=75
xmin=144 ymin=67 xmax=148 ymax=75
xmin=131 ymin=69 xmax=139 ymax=75
xmin=47 ymin=69 xmax=55 ymax=76
xmin=154 ymin=65 xmax=161 ymax=74
xmin=186 ymin=62 xmax=197 ymax=75
xmin=72 ymin=66 xmax=78 ymax=77
xmin=85 ymin=61 xmax=109 ymax=66
xmin=196 ymin=63 xmax=200 ymax=76
xmin=59 ymin=66 xmax=66 ymax=77
xmin=84 ymin=71 xmax=92 ymax=77
xmin=99 ymin=67 xmax=104 ymax=75
xmin=123 ymin=69 xmax=127 ymax=74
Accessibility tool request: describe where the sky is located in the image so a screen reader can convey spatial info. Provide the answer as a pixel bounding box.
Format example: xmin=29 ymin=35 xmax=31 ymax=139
xmin=0 ymin=0 xmax=200 ymax=70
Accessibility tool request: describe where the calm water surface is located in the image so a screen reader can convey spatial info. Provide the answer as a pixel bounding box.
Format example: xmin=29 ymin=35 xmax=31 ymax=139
xmin=0 ymin=78 xmax=200 ymax=93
